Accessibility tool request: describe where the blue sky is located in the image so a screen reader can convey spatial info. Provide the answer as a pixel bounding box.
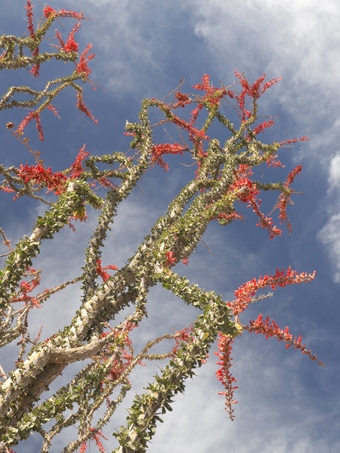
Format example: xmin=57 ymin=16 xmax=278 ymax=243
xmin=0 ymin=1 xmax=339 ymax=452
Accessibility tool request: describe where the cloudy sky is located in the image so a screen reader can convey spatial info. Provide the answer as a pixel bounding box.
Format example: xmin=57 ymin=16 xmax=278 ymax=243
xmin=0 ymin=1 xmax=339 ymax=452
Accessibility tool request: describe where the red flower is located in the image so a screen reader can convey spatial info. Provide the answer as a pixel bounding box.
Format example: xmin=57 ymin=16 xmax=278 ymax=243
xmin=229 ymin=164 xmax=297 ymax=238
xmin=25 ymin=0 xmax=35 ymax=39
xmin=96 ymin=259 xmax=118 ymax=282
xmin=151 ymin=143 xmax=186 ymax=170
xmin=43 ymin=6 xmax=56 ymax=17
xmin=165 ymin=251 xmax=176 ymax=266
xmin=174 ymin=91 xmax=191 ymax=108
xmin=245 ymin=314 xmax=324 ymax=365
xmin=76 ymin=91 xmax=98 ymax=123
xmin=63 ymin=23 xmax=80 ymax=52
xmin=43 ymin=5 xmax=84 ymax=20
xmin=18 ymin=163 xmax=67 ymax=194
xmin=279 ymin=136 xmax=309 ymax=146
xmin=230 ymin=267 xmax=316 ymax=316
xmin=69 ymin=145 xmax=89 ymax=179
xmin=16 ymin=111 xmax=44 ymax=140
xmin=274 ymin=165 xmax=303 ymax=233
xmin=234 ymin=71 xmax=282 ymax=121
xmin=76 ymin=44 xmax=95 ymax=78
xmin=215 ymin=334 xmax=238 ymax=420
xmin=90 ymin=428 xmax=108 ymax=453
xmin=253 ymin=120 xmax=275 ymax=136
xmin=192 ymin=74 xmax=232 ymax=109
xmin=172 ymin=325 xmax=194 ymax=354
xmin=11 ymin=267 xmax=41 ymax=308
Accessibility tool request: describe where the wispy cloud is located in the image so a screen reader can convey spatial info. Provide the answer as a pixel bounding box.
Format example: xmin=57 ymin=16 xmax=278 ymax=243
xmin=318 ymin=213 xmax=340 ymax=282
xmin=328 ymin=153 xmax=340 ymax=191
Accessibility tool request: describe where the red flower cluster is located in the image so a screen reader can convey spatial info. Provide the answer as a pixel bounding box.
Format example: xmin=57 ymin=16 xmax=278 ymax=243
xmin=275 ymin=165 xmax=303 ymax=232
xmin=173 ymin=91 xmax=191 ymax=108
xmin=253 ymin=120 xmax=275 ymax=136
xmin=106 ymin=350 xmax=133 ymax=382
xmin=98 ymin=322 xmax=138 ymax=387
xmin=16 ymin=2 xmax=95 ymax=138
xmin=253 ymin=200 xmax=282 ymax=239
xmin=69 ymin=145 xmax=90 ymax=179
xmin=76 ymin=44 xmax=95 ymax=79
xmin=55 ymin=23 xmax=80 ymax=53
xmin=76 ymin=91 xmax=98 ymax=123
xmin=227 ymin=161 xmax=304 ymax=238
xmin=43 ymin=5 xmax=55 ymax=17
xmin=279 ymin=136 xmax=309 ymax=146
xmin=148 ymin=72 xmax=288 ymax=170
xmin=284 ymin=165 xmax=303 ymax=186
xmin=11 ymin=267 xmax=41 ymax=308
xmin=18 ymin=163 xmax=67 ymax=194
xmin=95 ymin=259 xmax=118 ymax=282
xmin=165 ymin=251 xmax=176 ymax=266
xmin=10 ymin=145 xmax=95 ymax=201
xmin=230 ymin=165 xmax=282 ymax=238
xmin=236 ymin=71 xmax=281 ymax=99
xmin=215 ymin=335 xmax=238 ymax=420
xmin=191 ymin=73 xmax=233 ymax=122
xmin=0 ymin=185 xmax=15 ymax=194
xmin=47 ymin=7 xmax=93 ymax=79
xmin=16 ymin=111 xmax=44 ymax=141
xmin=214 ymin=266 xmax=321 ymax=417
xmin=245 ymin=314 xmax=324 ymax=365
xmin=151 ymin=143 xmax=186 ymax=171
xmin=234 ymin=71 xmax=282 ymax=122
xmin=230 ymin=176 xmax=259 ymax=203
xmin=231 ymin=267 xmax=316 ymax=316
xmin=172 ymin=324 xmax=194 ymax=355
xmin=216 ymin=211 xmax=243 ymax=224
xmin=171 ymin=115 xmax=209 ymax=158
xmin=79 ymin=428 xmax=108 ymax=453
xmin=25 ymin=0 xmax=35 ymax=39
xmin=24 ymin=1 xmax=40 ymax=76
xmin=43 ymin=5 xmax=84 ymax=20
xmin=148 ymin=81 xmax=215 ymax=166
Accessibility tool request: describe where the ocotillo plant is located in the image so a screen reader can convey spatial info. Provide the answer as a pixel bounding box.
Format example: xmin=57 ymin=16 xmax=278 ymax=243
xmin=0 ymin=3 xmax=322 ymax=452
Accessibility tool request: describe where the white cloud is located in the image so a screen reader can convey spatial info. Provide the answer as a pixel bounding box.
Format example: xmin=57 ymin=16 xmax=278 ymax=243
xmin=187 ymin=0 xmax=340 ymax=82
xmin=60 ymin=0 xmax=188 ymax=97
xmin=148 ymin=338 xmax=337 ymax=453
xmin=184 ymin=0 xmax=340 ymax=149
xmin=317 ymin=153 xmax=340 ymax=283
xmin=318 ymin=213 xmax=340 ymax=283
xmin=328 ymin=153 xmax=340 ymax=191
